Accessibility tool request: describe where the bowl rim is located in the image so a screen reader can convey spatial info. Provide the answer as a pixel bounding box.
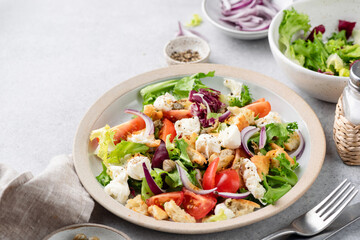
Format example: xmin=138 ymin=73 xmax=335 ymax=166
xmin=268 ymin=0 xmax=348 ymax=82
xmin=163 ymin=36 xmax=211 ymax=64
xmin=73 ymin=63 xmax=326 ymax=234
xmin=202 ymin=0 xmax=268 ymax=36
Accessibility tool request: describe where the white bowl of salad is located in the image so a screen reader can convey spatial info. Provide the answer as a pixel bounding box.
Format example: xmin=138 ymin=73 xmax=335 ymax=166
xmin=268 ymin=0 xmax=360 ymax=103
xmin=73 ymin=64 xmax=325 ymax=234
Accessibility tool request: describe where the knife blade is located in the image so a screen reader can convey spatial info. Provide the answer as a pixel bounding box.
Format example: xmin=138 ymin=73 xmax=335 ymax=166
xmin=290 ymin=202 xmax=360 ymax=240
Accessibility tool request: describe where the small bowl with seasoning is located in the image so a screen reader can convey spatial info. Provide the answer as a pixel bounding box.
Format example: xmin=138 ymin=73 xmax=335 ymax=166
xmin=164 ymin=36 xmax=210 ymax=65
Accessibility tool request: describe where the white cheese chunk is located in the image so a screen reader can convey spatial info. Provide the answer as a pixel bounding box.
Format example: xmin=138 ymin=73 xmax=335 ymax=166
xmin=153 ymin=93 xmax=176 ymax=111
xmin=195 ymin=134 xmax=221 ymax=159
xmin=214 ymin=203 xmax=235 ymax=220
xmin=255 ymin=111 xmax=282 ymax=128
xmin=218 ymin=125 xmax=241 ymax=149
xmin=240 ymin=158 xmax=266 ymax=199
xmin=174 ymin=116 xmax=201 ymax=136
xmin=104 ymin=166 xmax=130 ymax=204
xmin=224 ymin=79 xmax=243 ymax=97
xmin=126 ymin=155 xmax=151 ymax=180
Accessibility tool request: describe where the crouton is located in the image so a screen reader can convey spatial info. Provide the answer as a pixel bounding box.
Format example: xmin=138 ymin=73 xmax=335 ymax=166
xmin=226 ymin=114 xmax=249 ymax=132
xmin=127 ymin=129 xmax=161 ymax=148
xmin=148 ymin=205 xmax=169 ymax=220
xmin=284 ymin=132 xmax=300 ymax=151
xmin=225 ymin=198 xmax=260 ymax=217
xmin=250 ymin=155 xmax=270 ymax=180
xmin=177 ymin=99 xmax=193 ymax=110
xmin=164 ymin=200 xmax=196 ymax=223
xmin=209 ymin=149 xmax=235 ymax=171
xmin=186 ymin=147 xmax=207 ymax=166
xmin=182 ymin=132 xmax=198 ymax=149
xmin=227 ymin=107 xmax=256 ymax=125
xmin=231 ymin=148 xmax=243 ymax=170
xmin=125 ymin=195 xmax=149 ymax=216
xmin=143 ymin=104 xmax=163 ymax=120
xmin=266 ymin=144 xmax=295 ymax=167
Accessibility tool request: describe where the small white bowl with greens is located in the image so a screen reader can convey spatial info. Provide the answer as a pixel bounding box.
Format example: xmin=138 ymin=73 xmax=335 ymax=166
xmin=268 ymin=0 xmax=360 ymax=103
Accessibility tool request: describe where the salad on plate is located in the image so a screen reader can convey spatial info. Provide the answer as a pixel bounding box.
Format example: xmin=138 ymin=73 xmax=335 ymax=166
xmin=89 ymin=72 xmax=304 ymax=223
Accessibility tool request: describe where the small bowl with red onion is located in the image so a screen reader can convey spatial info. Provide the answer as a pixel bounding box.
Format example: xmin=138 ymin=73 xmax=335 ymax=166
xmin=202 ymin=0 xmax=292 ymax=40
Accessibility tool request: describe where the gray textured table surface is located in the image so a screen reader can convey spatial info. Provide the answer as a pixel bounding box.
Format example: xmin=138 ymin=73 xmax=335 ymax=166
xmin=1 ymin=0 xmax=359 ymax=239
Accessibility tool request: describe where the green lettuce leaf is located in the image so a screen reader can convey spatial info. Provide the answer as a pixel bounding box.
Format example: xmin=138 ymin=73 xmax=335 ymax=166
xmin=249 ymin=122 xmax=298 ymax=150
xmin=228 ymin=85 xmax=252 ymax=107
xmin=141 ymin=177 xmax=154 ymax=201
xmin=89 ymin=125 xmax=116 ymax=162
xmin=172 ymin=71 xmax=214 ymax=98
xmin=268 ymin=153 xmax=298 ymax=186
xmin=127 ymin=177 xmax=142 ymax=192
xmin=262 ymin=176 xmax=292 ymax=205
xmin=140 ymin=71 xmax=213 ymax=105
xmin=203 ymin=209 xmax=228 ymax=222
xmin=166 ymin=135 xmax=181 ymax=160
xmin=291 ymin=33 xmax=329 ymax=72
xmin=262 ymin=153 xmax=298 ymax=204
xmin=185 ymin=14 xmax=202 ymax=27
xmin=140 ymin=79 xmax=178 ymax=105
xmin=151 ymin=168 xmax=183 ymax=190
xmin=265 ymin=122 xmax=298 ymax=148
xmin=279 ymin=8 xmax=311 ymax=57
xmin=107 ymin=141 xmax=149 ymax=165
xmin=175 ymin=138 xmax=193 ymax=168
xmin=175 ymin=160 xmax=201 ymax=188
xmin=329 ymin=30 xmax=347 ymax=42
xmin=96 ymin=162 xmax=111 ymax=186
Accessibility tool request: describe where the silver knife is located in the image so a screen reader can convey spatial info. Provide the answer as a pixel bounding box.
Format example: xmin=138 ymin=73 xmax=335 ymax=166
xmin=288 ymin=202 xmax=360 ymax=240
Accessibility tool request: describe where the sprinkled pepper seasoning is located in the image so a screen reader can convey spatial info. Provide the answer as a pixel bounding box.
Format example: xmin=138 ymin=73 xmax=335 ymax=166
xmin=170 ymin=49 xmax=201 ymax=62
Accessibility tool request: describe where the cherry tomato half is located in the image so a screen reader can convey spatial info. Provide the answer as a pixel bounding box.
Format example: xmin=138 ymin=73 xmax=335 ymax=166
xmin=215 ymin=169 xmax=240 ymax=193
xmin=146 ymin=191 xmax=184 ymax=208
xmin=182 ymin=188 xmax=217 ymax=220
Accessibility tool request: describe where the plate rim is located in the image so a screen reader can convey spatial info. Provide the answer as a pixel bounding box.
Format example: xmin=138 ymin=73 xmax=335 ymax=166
xmin=73 ymin=63 xmax=326 ymax=234
xmin=42 ymin=223 xmax=131 ymax=240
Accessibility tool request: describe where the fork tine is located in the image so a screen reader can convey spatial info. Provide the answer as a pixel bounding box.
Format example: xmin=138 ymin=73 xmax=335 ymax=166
xmin=317 ymin=181 xmax=351 ymax=216
xmin=321 ymin=185 xmax=358 ymax=220
xmin=323 ymin=188 xmax=358 ymax=224
xmin=312 ymin=179 xmax=348 ymax=212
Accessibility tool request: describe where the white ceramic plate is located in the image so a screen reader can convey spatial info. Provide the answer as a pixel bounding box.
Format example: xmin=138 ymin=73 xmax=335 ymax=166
xmin=202 ymin=0 xmax=292 ymax=40
xmin=73 ymin=64 xmax=325 ymax=234
xmin=43 ymin=223 xmax=131 ymax=240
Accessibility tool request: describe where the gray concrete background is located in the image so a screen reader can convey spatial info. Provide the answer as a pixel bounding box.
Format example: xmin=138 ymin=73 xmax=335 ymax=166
xmin=1 ymin=0 xmax=359 ymax=239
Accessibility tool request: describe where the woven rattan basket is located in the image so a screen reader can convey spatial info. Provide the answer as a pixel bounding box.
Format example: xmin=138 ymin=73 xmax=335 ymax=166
xmin=333 ymin=95 xmax=360 ymax=165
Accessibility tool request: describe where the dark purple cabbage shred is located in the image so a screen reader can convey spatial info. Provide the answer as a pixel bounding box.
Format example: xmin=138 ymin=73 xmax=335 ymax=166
xmin=189 ymin=89 xmax=224 ymax=127
xmin=338 ymin=20 xmax=356 ymax=39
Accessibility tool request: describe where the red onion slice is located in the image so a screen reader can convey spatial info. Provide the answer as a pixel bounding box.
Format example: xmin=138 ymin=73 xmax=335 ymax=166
xmin=176 ymin=163 xmax=217 ymax=195
xmin=241 ymin=126 xmax=259 ymax=157
xmin=289 ymin=131 xmax=305 ymax=160
xmin=215 ymin=191 xmax=251 ymax=199
xmin=142 ymin=162 xmax=165 ymax=195
xmin=124 ymin=109 xmax=154 ymax=136
xmin=220 ymin=0 xmax=278 ymax=32
xmin=259 ymin=126 xmax=266 ymax=149
xmin=218 ymin=110 xmax=231 ymax=122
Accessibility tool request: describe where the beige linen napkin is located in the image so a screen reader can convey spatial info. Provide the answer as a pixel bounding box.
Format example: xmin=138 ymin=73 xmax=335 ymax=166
xmin=0 ymin=154 xmax=94 ymax=240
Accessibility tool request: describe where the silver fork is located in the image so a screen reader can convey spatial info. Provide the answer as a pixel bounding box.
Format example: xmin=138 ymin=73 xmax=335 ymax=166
xmin=262 ymin=179 xmax=358 ymax=240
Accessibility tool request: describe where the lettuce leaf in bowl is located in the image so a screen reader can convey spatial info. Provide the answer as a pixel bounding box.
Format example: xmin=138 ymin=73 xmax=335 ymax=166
xmin=279 ymin=8 xmax=311 ymax=59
